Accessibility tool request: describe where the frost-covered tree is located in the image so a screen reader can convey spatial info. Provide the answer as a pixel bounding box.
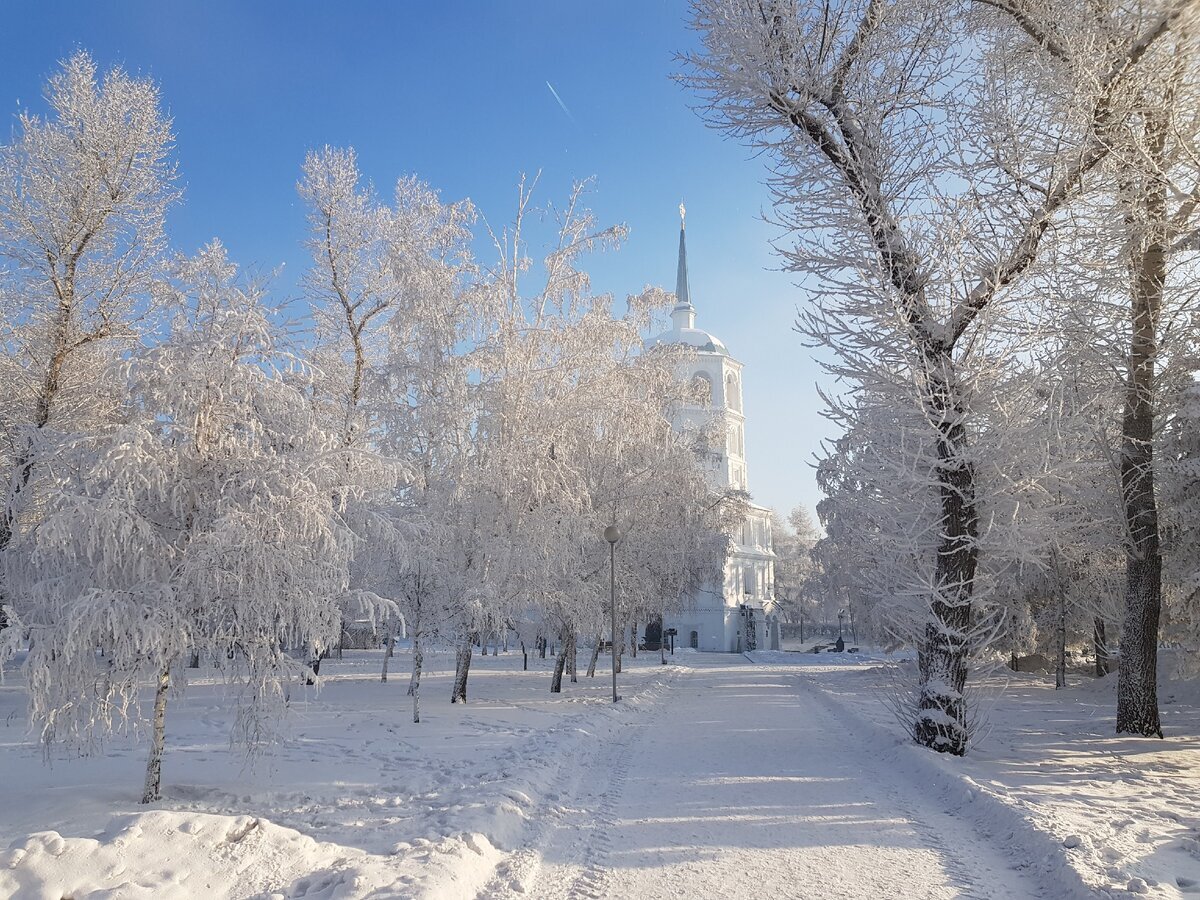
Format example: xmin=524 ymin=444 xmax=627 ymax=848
xmin=686 ymin=0 xmax=1194 ymax=752
xmin=1163 ymin=371 xmax=1200 ymax=651
xmin=976 ymin=0 xmax=1200 ymax=731
xmin=771 ymin=505 xmax=818 ymax=627
xmin=0 ymin=51 xmax=176 ymax=630
xmin=18 ymin=245 xmax=377 ymax=802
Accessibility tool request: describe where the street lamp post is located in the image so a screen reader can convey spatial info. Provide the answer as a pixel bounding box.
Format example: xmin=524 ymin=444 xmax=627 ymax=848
xmin=604 ymin=524 xmax=621 ymax=703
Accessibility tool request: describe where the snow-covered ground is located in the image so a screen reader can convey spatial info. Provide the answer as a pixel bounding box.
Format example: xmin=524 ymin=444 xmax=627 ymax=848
xmin=2 ymin=648 xmax=1199 ymax=898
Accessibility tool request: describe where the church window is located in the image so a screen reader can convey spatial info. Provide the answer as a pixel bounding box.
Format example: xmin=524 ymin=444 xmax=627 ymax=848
xmin=725 ymin=372 xmax=742 ymax=412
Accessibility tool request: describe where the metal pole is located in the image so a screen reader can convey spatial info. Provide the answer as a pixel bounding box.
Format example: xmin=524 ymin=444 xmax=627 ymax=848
xmin=610 ymin=540 xmax=618 ymax=702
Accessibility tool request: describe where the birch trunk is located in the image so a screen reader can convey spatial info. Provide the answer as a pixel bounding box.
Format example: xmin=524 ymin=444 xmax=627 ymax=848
xmin=408 ymin=629 xmax=423 ymax=697
xmin=141 ymin=666 xmax=171 ymax=804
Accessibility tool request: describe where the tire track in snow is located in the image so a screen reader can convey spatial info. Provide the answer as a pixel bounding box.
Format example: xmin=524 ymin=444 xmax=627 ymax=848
xmin=560 ymin=729 xmax=633 ymax=900
xmin=473 ymin=670 xmax=681 ymax=900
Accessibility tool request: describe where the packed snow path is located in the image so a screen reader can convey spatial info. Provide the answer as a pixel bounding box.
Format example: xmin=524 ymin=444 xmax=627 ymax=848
xmin=478 ymin=655 xmax=1050 ymax=900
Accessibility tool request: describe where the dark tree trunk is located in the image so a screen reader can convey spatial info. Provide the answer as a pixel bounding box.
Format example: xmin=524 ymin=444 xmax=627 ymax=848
xmin=1116 ymin=114 xmax=1166 ymax=739
xmin=451 ymin=633 xmax=474 ymax=704
xmin=1056 ymin=592 xmax=1067 ymax=691
xmin=550 ymin=635 xmax=569 ymax=693
xmin=1094 ymin=618 xmax=1110 ymax=677
xmin=914 ymin=355 xmax=978 ymax=756
xmin=587 ymin=634 xmax=601 ymax=678
xmin=568 ymin=632 xmax=578 ymax=683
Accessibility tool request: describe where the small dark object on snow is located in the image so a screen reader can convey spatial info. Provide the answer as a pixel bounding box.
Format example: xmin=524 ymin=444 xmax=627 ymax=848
xmin=848 ymin=647 xmax=860 ymax=653
xmin=835 ymin=637 xmax=845 ymax=652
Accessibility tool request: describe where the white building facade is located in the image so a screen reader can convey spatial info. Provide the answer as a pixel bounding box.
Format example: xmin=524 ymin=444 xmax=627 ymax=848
xmin=650 ymin=209 xmax=779 ymax=653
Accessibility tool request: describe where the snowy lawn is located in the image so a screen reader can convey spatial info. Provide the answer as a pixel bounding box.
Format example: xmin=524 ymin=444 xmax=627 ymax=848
xmin=4 ymin=649 xmax=1200 ymax=898
xmin=0 ymin=648 xmax=677 ymax=899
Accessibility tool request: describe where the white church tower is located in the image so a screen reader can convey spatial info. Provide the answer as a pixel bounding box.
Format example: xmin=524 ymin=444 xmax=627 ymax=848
xmin=650 ymin=205 xmax=779 ymax=653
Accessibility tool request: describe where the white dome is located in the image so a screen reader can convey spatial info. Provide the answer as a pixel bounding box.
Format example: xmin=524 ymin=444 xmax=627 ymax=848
xmin=650 ymin=324 xmax=729 ymax=356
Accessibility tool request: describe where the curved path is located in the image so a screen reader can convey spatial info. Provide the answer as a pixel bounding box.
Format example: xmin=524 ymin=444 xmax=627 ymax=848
xmin=476 ymin=656 xmax=1055 ymax=900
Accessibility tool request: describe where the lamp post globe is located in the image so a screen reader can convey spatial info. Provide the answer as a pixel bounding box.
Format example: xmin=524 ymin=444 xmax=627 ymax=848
xmin=604 ymin=525 xmax=621 ymax=544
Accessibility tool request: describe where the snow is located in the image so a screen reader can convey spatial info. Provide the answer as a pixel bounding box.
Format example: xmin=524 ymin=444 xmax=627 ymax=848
xmin=3 ymin=648 xmax=1200 ymax=898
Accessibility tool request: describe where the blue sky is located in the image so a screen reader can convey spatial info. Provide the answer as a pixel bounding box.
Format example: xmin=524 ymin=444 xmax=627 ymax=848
xmin=1 ymin=1 xmax=832 ymax=522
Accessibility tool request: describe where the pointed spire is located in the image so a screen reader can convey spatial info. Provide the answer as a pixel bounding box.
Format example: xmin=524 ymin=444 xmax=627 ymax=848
xmin=672 ymin=202 xmax=696 ymax=330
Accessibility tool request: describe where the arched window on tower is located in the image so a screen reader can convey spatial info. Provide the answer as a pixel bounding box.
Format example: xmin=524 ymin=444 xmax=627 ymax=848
xmin=691 ymin=372 xmax=713 ymax=407
xmin=725 ymin=372 xmax=742 ymax=412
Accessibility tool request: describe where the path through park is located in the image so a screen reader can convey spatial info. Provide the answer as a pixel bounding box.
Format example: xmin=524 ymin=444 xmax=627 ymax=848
xmin=476 ymin=655 xmax=1062 ymax=900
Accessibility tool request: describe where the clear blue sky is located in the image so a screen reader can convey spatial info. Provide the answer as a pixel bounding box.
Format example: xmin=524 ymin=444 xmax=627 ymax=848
xmin=1 ymin=1 xmax=833 ymax=522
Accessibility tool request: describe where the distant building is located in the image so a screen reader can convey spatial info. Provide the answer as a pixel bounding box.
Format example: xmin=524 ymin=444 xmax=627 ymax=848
xmin=648 ymin=207 xmax=778 ymax=653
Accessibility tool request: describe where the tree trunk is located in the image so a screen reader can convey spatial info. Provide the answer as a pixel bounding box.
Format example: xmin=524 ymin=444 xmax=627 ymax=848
xmin=142 ymin=666 xmax=171 ymax=804
xmin=1094 ymin=618 xmax=1110 ymax=678
xmin=305 ymin=646 xmax=322 ymax=685
xmin=550 ymin=635 xmax=569 ymax=693
xmin=614 ymin=629 xmax=624 ymax=675
xmin=381 ymin=622 xmax=394 ymax=683
xmin=451 ymin=633 xmax=473 ymax=704
xmin=630 ymin=621 xmax=637 ymax=658
xmin=914 ymin=355 xmax=977 ymax=757
xmin=408 ymin=629 xmax=423 ymax=697
xmin=1056 ymin=593 xmax=1067 ymax=691
xmin=1116 ymin=113 xmax=1166 ymax=739
xmin=520 ymin=640 xmax=527 ymax=671
xmin=587 ymin=635 xmax=601 ymax=678
xmin=568 ymin=632 xmax=578 ymax=683
xmin=408 ymin=626 xmax=423 ymax=723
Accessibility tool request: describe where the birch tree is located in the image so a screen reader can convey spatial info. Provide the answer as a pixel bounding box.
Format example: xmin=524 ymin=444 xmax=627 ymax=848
xmin=0 ymin=51 xmax=176 ymax=630
xmin=19 ymin=245 xmax=374 ymax=802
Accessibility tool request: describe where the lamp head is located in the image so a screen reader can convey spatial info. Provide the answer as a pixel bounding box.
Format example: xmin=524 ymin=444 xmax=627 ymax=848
xmin=604 ymin=524 xmax=621 ymax=544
